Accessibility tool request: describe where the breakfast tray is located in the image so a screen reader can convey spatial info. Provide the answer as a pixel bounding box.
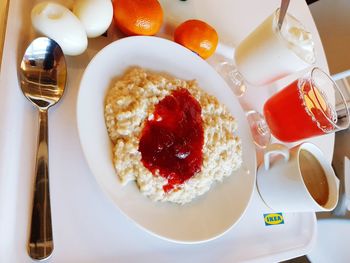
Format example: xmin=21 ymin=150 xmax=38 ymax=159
xmin=0 ymin=0 xmax=332 ymax=262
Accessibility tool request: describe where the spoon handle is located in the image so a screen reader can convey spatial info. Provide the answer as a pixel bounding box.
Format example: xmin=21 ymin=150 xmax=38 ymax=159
xmin=28 ymin=109 xmax=53 ymax=260
xmin=278 ymin=0 xmax=290 ymax=29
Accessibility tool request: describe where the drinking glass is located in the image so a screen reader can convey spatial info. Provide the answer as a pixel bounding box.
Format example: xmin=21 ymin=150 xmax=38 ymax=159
xmin=217 ymin=8 xmax=315 ymax=96
xmin=263 ymin=67 xmax=349 ymax=142
xmin=213 ymin=8 xmax=316 ymax=147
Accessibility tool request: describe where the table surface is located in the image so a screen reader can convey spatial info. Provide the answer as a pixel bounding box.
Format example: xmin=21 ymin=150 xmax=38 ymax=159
xmin=0 ymin=0 xmax=333 ymax=262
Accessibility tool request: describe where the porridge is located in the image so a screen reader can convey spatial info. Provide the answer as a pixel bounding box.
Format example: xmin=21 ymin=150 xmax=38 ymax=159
xmin=104 ymin=67 xmax=242 ymax=204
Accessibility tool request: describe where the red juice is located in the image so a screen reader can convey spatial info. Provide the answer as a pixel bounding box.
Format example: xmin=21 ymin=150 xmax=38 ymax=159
xmin=138 ymin=88 xmax=204 ymax=192
xmin=263 ymin=79 xmax=336 ymax=142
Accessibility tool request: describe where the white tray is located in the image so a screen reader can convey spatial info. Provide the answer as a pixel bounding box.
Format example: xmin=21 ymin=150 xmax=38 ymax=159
xmin=0 ymin=0 xmax=333 ymax=262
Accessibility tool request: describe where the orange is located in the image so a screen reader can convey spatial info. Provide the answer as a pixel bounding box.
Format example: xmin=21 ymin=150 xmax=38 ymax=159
xmin=174 ymin=19 xmax=218 ymax=59
xmin=113 ymin=0 xmax=163 ymax=36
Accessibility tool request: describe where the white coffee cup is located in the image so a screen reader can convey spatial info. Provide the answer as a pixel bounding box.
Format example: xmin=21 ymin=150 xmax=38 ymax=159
xmin=257 ymin=143 xmax=339 ymax=213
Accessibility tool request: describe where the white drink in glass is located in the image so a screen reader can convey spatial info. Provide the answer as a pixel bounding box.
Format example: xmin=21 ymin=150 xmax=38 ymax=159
xmin=234 ymin=9 xmax=315 ymax=86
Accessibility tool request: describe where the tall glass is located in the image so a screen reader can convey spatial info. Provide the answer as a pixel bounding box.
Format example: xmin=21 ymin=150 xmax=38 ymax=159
xmin=217 ymin=8 xmax=316 ymax=96
xmin=264 ymin=68 xmax=350 ymax=142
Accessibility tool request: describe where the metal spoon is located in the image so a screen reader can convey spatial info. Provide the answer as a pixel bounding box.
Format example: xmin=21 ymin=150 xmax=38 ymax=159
xmin=19 ymin=37 xmax=66 ymax=260
xmin=278 ymin=0 xmax=290 ymax=30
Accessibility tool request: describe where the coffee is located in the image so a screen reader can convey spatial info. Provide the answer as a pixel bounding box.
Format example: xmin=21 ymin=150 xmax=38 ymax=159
xmin=299 ymin=149 xmax=329 ymax=206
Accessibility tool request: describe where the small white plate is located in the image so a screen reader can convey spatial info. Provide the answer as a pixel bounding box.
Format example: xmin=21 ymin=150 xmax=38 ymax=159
xmin=76 ymin=36 xmax=256 ymax=243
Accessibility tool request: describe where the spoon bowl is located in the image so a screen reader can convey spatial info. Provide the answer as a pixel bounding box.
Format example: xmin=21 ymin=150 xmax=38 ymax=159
xmin=20 ymin=37 xmax=66 ymax=109
xmin=19 ymin=37 xmax=66 ymax=260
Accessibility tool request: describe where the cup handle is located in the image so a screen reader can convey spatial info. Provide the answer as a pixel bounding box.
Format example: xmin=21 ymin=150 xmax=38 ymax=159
xmin=264 ymin=143 xmax=290 ymax=170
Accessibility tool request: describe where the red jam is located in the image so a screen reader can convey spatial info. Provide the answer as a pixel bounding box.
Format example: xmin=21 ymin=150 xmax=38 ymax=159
xmin=138 ymin=88 xmax=204 ymax=192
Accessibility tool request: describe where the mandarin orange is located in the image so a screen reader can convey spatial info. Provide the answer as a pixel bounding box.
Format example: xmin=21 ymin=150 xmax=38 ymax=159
xmin=174 ymin=19 xmax=218 ymax=59
xmin=113 ymin=0 xmax=163 ymax=36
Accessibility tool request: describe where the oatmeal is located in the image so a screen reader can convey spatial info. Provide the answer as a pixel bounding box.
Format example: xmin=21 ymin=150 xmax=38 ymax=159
xmin=104 ymin=67 xmax=242 ymax=204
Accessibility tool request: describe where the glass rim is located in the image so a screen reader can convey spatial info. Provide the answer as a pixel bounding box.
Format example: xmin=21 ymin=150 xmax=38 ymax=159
xmin=299 ymin=67 xmax=350 ymax=132
xmin=273 ymin=8 xmax=316 ymax=65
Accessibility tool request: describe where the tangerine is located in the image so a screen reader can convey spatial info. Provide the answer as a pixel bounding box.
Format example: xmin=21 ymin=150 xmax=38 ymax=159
xmin=174 ymin=19 xmax=218 ymax=59
xmin=113 ymin=0 xmax=163 ymax=36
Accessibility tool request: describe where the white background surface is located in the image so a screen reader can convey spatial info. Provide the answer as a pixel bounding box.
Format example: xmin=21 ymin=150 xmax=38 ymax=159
xmin=0 ymin=0 xmax=332 ymax=262
xmin=307 ymin=218 xmax=350 ymax=262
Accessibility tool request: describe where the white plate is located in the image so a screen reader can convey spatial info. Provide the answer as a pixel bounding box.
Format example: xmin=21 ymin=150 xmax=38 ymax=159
xmin=76 ymin=36 xmax=256 ymax=243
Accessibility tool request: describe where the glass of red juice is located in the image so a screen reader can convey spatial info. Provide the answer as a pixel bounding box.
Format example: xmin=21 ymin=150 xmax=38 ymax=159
xmin=263 ymin=68 xmax=350 ymax=142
